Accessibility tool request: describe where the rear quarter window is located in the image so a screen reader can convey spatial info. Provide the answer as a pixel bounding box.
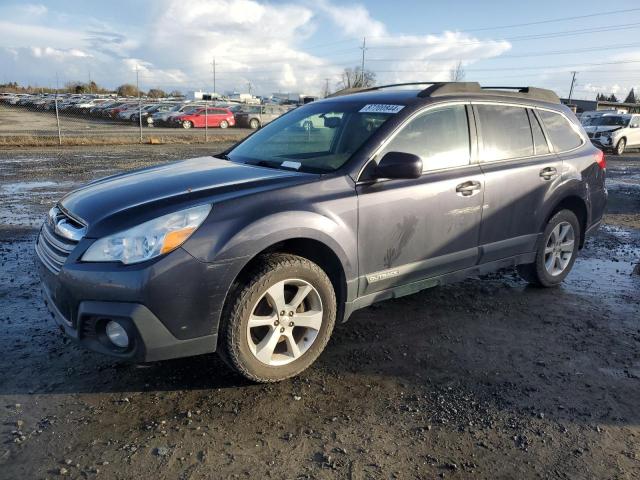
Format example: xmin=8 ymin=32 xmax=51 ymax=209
xmin=538 ymin=110 xmax=583 ymax=152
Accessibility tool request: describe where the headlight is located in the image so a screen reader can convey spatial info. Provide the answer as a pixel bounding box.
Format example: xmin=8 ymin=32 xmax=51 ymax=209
xmin=82 ymin=204 xmax=211 ymax=264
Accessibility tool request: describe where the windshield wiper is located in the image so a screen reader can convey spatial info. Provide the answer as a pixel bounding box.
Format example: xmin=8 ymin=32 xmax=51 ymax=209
xmin=253 ymin=160 xmax=284 ymax=170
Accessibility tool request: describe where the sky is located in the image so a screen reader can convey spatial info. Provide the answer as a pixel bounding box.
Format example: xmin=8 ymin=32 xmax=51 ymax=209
xmin=1 ymin=0 xmax=640 ymax=99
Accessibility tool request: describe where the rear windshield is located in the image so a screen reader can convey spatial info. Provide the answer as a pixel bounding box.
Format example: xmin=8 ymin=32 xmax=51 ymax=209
xmin=227 ymin=101 xmax=401 ymax=173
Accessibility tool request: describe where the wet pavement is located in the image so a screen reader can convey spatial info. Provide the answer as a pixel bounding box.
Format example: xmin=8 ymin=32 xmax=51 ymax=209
xmin=0 ymin=146 xmax=639 ymax=479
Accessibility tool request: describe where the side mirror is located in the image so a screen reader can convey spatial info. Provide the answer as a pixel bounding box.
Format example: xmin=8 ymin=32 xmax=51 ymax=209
xmin=374 ymin=152 xmax=423 ymax=180
xmin=323 ymin=116 xmax=341 ymax=128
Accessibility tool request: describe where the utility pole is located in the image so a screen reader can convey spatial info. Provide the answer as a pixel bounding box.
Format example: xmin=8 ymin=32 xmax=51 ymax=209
xmin=212 ymin=57 xmax=216 ymax=96
xmin=568 ymin=71 xmax=577 ymax=103
xmin=324 ymin=78 xmax=330 ymax=98
xmin=360 ymin=37 xmax=367 ymax=87
xmin=247 ymin=81 xmax=253 ymax=96
xmin=88 ymin=69 xmax=92 ymax=94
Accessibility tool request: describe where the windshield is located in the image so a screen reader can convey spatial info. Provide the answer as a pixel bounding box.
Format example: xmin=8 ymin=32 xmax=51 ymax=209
xmin=591 ymin=115 xmax=629 ymax=127
xmin=227 ymin=101 xmax=400 ymax=173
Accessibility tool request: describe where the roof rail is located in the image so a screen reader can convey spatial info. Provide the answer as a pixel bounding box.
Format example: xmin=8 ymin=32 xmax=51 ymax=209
xmin=326 ymin=82 xmax=440 ymax=98
xmin=418 ymin=82 xmax=560 ymax=104
xmin=480 ymin=86 xmax=560 ymax=104
xmin=326 ymin=81 xmax=561 ymax=104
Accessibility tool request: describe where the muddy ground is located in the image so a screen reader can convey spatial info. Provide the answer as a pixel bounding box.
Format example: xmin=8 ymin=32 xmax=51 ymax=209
xmin=0 ymin=145 xmax=639 ymax=479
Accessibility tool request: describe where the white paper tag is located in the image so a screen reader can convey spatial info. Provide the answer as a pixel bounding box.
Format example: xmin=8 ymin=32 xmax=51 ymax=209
xmin=281 ymin=161 xmax=301 ymax=170
xmin=359 ymin=104 xmax=405 ymax=114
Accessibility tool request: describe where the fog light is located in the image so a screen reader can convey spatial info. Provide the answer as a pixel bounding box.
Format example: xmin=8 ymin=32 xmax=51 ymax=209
xmin=105 ymin=321 xmax=129 ymax=348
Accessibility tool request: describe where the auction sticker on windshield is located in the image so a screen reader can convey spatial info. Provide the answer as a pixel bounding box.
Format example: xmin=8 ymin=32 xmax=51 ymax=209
xmin=359 ymin=104 xmax=405 ymax=114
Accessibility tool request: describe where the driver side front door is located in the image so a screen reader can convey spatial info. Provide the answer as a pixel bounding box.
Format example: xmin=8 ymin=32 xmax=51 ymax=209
xmin=356 ymin=103 xmax=484 ymax=296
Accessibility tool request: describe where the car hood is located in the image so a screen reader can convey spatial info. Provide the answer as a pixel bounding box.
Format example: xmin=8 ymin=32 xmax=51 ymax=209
xmin=60 ymin=156 xmax=310 ymax=237
xmin=584 ymin=125 xmax=624 ymax=133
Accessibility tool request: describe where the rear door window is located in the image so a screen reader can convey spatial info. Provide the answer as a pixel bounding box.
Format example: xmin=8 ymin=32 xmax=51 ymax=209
xmin=538 ymin=110 xmax=583 ymax=152
xmin=528 ymin=109 xmax=550 ymax=155
xmin=476 ymin=105 xmax=534 ymax=161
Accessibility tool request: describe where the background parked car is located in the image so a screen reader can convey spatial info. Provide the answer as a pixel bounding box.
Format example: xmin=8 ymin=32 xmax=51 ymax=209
xmin=151 ymin=104 xmax=205 ymax=127
xmin=173 ymin=107 xmax=235 ymax=129
xmin=234 ymin=104 xmax=290 ymax=129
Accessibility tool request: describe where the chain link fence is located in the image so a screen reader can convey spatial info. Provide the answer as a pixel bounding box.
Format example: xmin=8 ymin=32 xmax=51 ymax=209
xmin=0 ymin=93 xmax=254 ymax=147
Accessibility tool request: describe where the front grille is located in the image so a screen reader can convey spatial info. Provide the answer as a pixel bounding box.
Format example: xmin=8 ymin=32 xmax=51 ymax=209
xmin=36 ymin=209 xmax=83 ymax=274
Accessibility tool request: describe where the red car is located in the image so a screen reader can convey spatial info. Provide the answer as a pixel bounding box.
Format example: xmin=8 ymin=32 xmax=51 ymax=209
xmin=173 ymin=107 xmax=235 ymax=129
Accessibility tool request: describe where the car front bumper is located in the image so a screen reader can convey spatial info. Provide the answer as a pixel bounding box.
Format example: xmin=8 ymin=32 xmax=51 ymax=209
xmin=590 ymin=136 xmax=615 ymax=149
xmin=35 ymin=238 xmax=246 ymax=362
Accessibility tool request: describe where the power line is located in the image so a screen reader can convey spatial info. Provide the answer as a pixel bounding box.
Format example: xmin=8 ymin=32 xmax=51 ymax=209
xmin=368 ymin=22 xmax=640 ymax=49
xmin=465 ymin=7 xmax=640 ymax=32
xmin=365 ymin=42 xmax=640 ymax=63
xmin=205 ymin=7 xmax=640 ymax=55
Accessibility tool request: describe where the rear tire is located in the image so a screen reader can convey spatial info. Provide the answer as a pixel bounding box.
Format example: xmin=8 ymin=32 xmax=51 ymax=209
xmin=517 ymin=209 xmax=581 ymax=287
xmin=249 ymin=118 xmax=260 ymax=129
xmin=182 ymin=121 xmax=193 ymax=129
xmin=614 ymin=138 xmax=626 ymax=155
xmin=218 ymin=254 xmax=336 ymax=383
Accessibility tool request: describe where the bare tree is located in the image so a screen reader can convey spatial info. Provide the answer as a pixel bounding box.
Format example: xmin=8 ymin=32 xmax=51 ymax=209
xmin=116 ymin=83 xmax=140 ymax=97
xmin=449 ymin=61 xmax=466 ymax=82
xmin=147 ymin=88 xmax=167 ymax=98
xmin=337 ymin=66 xmax=376 ymax=90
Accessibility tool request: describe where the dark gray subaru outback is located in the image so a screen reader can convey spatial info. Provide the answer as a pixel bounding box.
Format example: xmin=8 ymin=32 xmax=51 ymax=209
xmin=36 ymin=82 xmax=607 ymax=382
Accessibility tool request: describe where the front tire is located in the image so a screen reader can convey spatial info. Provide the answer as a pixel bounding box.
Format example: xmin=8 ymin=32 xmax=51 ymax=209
xmin=219 ymin=120 xmax=229 ymax=129
xmin=249 ymin=118 xmax=260 ymax=129
xmin=517 ymin=210 xmax=581 ymax=287
xmin=219 ymin=254 xmax=336 ymax=382
xmin=182 ymin=120 xmax=193 ymax=129
xmin=614 ymin=138 xmax=626 ymax=155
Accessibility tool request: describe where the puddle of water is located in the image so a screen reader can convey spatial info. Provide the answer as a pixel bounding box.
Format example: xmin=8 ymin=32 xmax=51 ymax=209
xmin=601 ymin=224 xmax=634 ymax=240
xmin=563 ymin=256 xmax=640 ymax=324
xmin=0 ymin=181 xmax=73 ymax=194
xmin=0 ymin=157 xmax=52 ymax=164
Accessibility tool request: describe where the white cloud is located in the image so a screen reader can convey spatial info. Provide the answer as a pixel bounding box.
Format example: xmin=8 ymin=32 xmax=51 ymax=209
xmin=316 ymin=0 xmax=386 ymax=38
xmin=146 ymin=0 xmax=328 ymax=93
xmin=0 ymin=0 xmax=513 ymax=94
xmin=30 ymin=47 xmax=91 ymax=59
xmin=21 ymin=4 xmax=48 ymax=16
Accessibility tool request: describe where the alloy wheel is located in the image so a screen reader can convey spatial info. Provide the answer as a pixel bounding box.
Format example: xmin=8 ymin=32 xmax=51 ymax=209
xmin=246 ymin=278 xmax=323 ymax=366
xmin=544 ymin=221 xmax=575 ymax=276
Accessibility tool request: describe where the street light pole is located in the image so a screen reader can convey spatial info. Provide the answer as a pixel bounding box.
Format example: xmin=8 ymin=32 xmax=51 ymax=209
xmin=136 ymin=66 xmax=142 ymax=143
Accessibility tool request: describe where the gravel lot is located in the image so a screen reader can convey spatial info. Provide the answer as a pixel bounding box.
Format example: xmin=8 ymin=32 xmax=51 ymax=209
xmin=0 ymin=145 xmax=639 ymax=479
xmin=0 ymin=104 xmax=251 ymax=145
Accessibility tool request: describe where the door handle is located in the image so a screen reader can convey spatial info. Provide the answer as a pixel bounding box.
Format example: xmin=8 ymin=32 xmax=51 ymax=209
xmin=456 ymin=180 xmax=482 ymax=197
xmin=539 ymin=166 xmax=557 ymax=180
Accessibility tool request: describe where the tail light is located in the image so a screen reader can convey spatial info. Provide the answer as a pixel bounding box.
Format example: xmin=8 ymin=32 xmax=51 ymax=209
xmin=595 ymin=149 xmax=606 ymax=170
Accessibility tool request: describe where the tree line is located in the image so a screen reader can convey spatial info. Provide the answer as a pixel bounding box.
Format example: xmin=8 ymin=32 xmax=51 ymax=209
xmin=596 ymin=89 xmax=638 ymax=104
xmin=0 ymin=81 xmax=183 ymax=98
